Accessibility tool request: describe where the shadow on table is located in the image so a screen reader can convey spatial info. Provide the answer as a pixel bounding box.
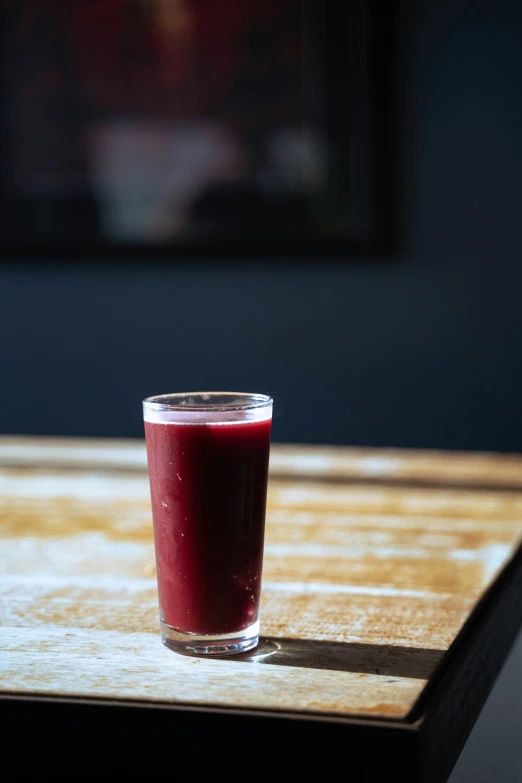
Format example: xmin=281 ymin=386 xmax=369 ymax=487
xmin=232 ymin=637 xmax=445 ymax=680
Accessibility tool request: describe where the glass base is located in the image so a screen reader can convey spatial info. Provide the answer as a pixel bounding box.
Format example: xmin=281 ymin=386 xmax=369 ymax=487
xmin=160 ymin=619 xmax=260 ymax=657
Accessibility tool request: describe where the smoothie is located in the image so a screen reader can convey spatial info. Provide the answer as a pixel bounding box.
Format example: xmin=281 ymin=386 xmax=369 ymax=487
xmin=144 ymin=415 xmax=272 ymax=637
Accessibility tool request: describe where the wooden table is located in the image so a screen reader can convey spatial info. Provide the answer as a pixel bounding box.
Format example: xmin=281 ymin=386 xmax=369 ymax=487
xmin=2 ymin=437 xmax=522 ymax=779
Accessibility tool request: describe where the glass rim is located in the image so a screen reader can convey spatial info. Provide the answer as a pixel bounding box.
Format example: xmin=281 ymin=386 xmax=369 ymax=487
xmin=142 ymin=391 xmax=273 ymax=413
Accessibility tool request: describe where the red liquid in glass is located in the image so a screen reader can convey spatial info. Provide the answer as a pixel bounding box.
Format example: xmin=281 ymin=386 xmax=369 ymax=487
xmin=144 ymin=417 xmax=272 ymax=635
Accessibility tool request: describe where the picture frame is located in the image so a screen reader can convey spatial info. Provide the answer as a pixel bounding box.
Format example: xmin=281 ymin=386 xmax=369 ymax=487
xmin=0 ymin=0 xmax=391 ymax=258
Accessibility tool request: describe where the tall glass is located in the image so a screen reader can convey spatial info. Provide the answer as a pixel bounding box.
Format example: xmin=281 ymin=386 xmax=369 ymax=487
xmin=143 ymin=392 xmax=273 ymax=656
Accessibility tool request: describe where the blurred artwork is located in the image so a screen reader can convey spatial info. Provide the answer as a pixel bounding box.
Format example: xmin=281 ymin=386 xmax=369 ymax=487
xmin=0 ymin=0 xmax=379 ymax=248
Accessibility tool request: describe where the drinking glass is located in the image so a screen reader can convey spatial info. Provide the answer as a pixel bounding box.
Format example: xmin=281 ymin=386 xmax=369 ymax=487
xmin=143 ymin=392 xmax=273 ymax=656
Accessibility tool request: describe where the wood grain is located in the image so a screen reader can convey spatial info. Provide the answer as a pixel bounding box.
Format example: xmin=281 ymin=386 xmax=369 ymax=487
xmin=1 ymin=436 xmax=522 ymax=723
xmin=2 ymin=435 xmax=522 ymax=488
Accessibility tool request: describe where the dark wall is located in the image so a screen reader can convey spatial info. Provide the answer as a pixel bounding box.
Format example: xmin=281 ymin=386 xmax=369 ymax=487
xmin=2 ymin=0 xmax=522 ymax=450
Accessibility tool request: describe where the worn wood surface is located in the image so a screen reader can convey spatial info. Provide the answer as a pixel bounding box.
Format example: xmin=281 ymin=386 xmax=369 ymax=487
xmin=1 ymin=436 xmax=522 ymax=723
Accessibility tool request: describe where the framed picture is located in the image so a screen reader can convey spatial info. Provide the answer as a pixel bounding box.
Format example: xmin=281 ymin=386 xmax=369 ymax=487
xmin=0 ymin=0 xmax=390 ymax=257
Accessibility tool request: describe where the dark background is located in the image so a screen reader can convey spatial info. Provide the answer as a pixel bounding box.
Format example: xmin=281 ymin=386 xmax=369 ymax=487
xmin=2 ymin=0 xmax=522 ymax=452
